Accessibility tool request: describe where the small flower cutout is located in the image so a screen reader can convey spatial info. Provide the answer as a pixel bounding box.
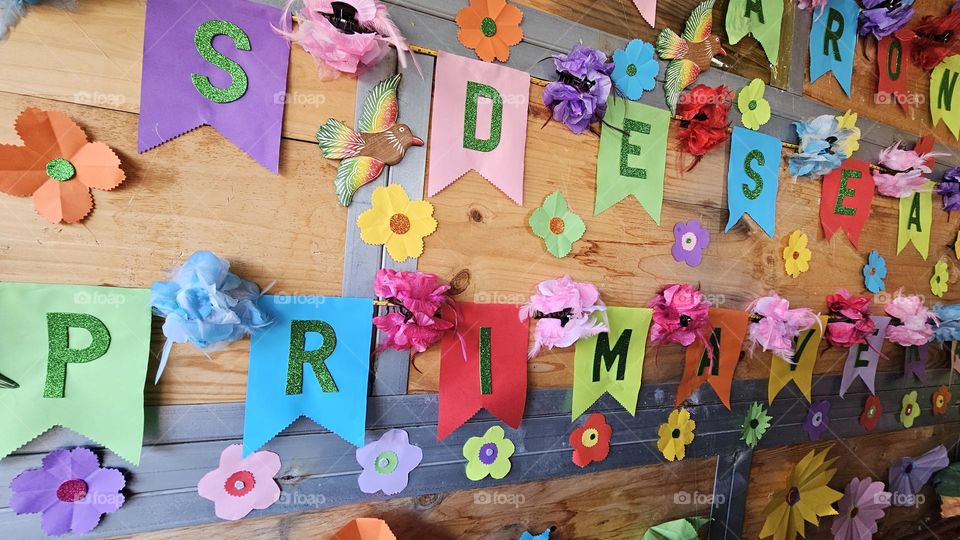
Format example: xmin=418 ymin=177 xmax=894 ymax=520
xmin=863 ymin=250 xmax=887 ymax=294
xmin=197 ymin=445 xmax=281 ymax=521
xmin=932 ymin=260 xmax=950 ymax=298
xmin=356 ymin=429 xmax=423 ymax=495
xmin=657 ymin=408 xmax=695 ymax=462
xmin=783 ymin=230 xmax=812 ymax=278
xmin=738 ymin=79 xmax=771 ymax=130
xmin=836 ymin=110 xmax=861 ymax=157
xmin=803 ymin=400 xmax=830 ymax=441
xmin=569 ymin=412 xmax=612 ymax=467
xmin=463 ymin=425 xmax=515 ymax=481
xmin=671 ymin=219 xmax=710 ymax=267
xmin=860 ymin=394 xmax=883 ymax=431
xmin=357 ymin=184 xmax=437 ymax=263
xmin=611 ymin=39 xmax=658 ymax=100
xmin=529 ymin=191 xmax=586 ymax=258
xmin=900 ymin=390 xmax=921 ymax=428
xmin=741 ymin=402 xmax=772 ymax=448
xmin=932 ymin=385 xmax=952 ymax=416
xmin=456 ymin=0 xmax=524 ymax=62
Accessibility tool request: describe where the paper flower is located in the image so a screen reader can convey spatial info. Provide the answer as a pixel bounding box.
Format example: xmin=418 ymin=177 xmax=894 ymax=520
xmin=860 ymin=394 xmax=883 ymax=431
xmin=931 ymin=261 xmax=950 ymax=298
xmin=542 ymin=45 xmax=613 ymax=134
xmin=676 ymin=84 xmax=733 ymax=170
xmin=935 ymin=463 xmax=960 ymax=518
xmin=741 ymin=402 xmax=772 ymax=449
xmin=0 ymin=108 xmax=125 ymax=224
xmin=859 ymin=0 xmax=915 ymax=40
xmin=519 ymin=276 xmax=608 ymax=358
xmin=657 ymin=408 xmax=695 ymax=462
xmin=835 ymin=111 xmax=861 ymax=157
xmin=528 ymin=191 xmax=586 ymax=258
xmin=569 ymin=412 xmax=612 ymax=467
xmin=746 ymin=293 xmax=819 ymax=362
xmin=932 ymin=304 xmax=960 ymax=342
xmin=670 ymin=219 xmax=710 ymax=267
xmin=824 ymin=288 xmax=875 ymax=349
xmin=357 ymin=184 xmax=437 ymax=262
xmin=455 ymin=0 xmax=523 ymax=62
xmin=932 ymin=385 xmax=952 ymax=416
xmin=332 ymin=518 xmax=398 ymax=540
xmin=648 ymin=284 xmax=712 ymax=349
xmin=937 ymin=166 xmax=960 ymax=212
xmin=782 ymin=230 xmax=811 ymax=278
xmin=151 ymin=250 xmax=271 ymax=381
xmin=611 ymin=39 xmax=658 ymax=101
xmin=884 ymin=291 xmax=938 ymax=347
xmin=872 ymin=141 xmax=942 ymax=198
xmin=900 ymin=390 xmax=921 ymax=428
xmin=9 ymin=448 xmax=125 ymax=536
xmin=356 ymin=429 xmax=423 ymax=495
xmin=520 ymin=529 xmax=554 ymax=540
xmin=911 ymin=7 xmax=960 ymax=71
xmin=889 ymin=445 xmax=949 ymax=507
xmin=738 ymin=79 xmax=771 ymax=130
xmin=803 ymin=400 xmax=830 ymax=441
xmin=373 ymin=269 xmax=457 ymax=354
xmin=787 ymin=115 xmax=855 ymax=178
xmin=463 ymin=425 xmax=515 ymax=481
xmin=759 ymin=447 xmax=842 ymax=540
xmin=198 ymin=445 xmax=281 ymax=521
xmin=862 ymin=250 xmax=887 ymax=294
xmin=643 ymin=517 xmax=711 ymax=540
xmin=276 ymin=0 xmax=414 ymax=80
xmin=830 ymin=477 xmax=891 ymax=540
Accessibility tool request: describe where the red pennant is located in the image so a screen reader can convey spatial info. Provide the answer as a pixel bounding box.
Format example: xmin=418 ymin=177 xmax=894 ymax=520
xmin=820 ymin=159 xmax=875 ymax=248
xmin=877 ymin=30 xmax=914 ymax=113
xmin=437 ymin=302 xmax=528 ymax=440
xmin=915 ymin=135 xmax=935 ymax=166
xmin=675 ymin=308 xmax=748 ymax=410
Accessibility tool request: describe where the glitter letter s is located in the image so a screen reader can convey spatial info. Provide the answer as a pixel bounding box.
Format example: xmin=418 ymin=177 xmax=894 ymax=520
xmin=191 ymin=19 xmax=251 ymax=104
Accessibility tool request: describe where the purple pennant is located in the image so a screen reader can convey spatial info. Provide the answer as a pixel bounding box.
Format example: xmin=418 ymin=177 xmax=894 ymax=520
xmin=138 ymin=0 xmax=290 ymax=173
xmin=903 ymin=344 xmax=929 ymax=382
xmin=839 ymin=316 xmax=890 ymax=397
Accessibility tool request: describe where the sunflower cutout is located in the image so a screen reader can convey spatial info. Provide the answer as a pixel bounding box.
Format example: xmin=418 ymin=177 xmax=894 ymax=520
xmin=741 ymin=402 xmax=772 ymax=449
xmin=759 ymin=447 xmax=843 ymax=540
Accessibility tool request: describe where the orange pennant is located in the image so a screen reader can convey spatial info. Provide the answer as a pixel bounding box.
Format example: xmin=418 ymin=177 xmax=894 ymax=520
xmin=675 ymin=308 xmax=749 ymax=410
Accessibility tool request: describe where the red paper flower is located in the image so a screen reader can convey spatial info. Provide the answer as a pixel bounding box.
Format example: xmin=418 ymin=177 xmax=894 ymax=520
xmin=569 ymin=412 xmax=612 ymax=467
xmin=912 ymin=10 xmax=960 ymax=71
xmin=860 ymin=395 xmax=883 ymax=431
xmin=825 ymin=288 xmax=875 ymax=348
xmin=675 ymin=84 xmax=732 ymax=170
xmin=932 ymin=385 xmax=952 ymax=416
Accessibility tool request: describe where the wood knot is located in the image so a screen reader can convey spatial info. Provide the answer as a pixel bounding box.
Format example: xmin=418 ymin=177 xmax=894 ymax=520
xmin=449 ymin=269 xmax=471 ymax=295
xmin=469 ymin=208 xmax=484 ymax=223
xmin=414 ymin=493 xmax=442 ymax=510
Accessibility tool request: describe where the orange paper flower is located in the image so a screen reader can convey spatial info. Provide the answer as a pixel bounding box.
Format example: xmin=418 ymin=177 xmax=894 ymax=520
xmin=456 ymin=0 xmax=524 ymax=62
xmin=0 ymin=108 xmax=124 ymax=224
xmin=933 ymin=385 xmax=952 ymax=416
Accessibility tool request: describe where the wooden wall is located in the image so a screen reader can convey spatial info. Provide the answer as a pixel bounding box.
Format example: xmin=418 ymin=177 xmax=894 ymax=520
xmin=0 ymin=0 xmax=958 ymax=538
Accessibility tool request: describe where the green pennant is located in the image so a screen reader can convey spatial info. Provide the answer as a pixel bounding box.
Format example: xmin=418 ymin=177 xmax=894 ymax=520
xmin=931 ymin=55 xmax=960 ymax=138
xmin=725 ymin=0 xmax=783 ymax=65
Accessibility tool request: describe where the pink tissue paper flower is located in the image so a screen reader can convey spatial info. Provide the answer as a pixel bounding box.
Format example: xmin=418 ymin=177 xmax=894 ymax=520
xmin=648 ymin=284 xmax=712 ymax=348
xmin=373 ymin=269 xmax=458 ymax=354
xmin=872 ymin=141 xmax=944 ymax=198
xmin=825 ymin=288 xmax=875 ymax=348
xmin=747 ymin=293 xmax=820 ymax=362
xmin=519 ymin=275 xmax=608 ymax=357
xmin=885 ymin=291 xmax=939 ymax=346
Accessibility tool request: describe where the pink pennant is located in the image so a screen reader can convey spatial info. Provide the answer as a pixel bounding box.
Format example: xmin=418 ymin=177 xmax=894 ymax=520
xmin=633 ymin=0 xmax=656 ymax=27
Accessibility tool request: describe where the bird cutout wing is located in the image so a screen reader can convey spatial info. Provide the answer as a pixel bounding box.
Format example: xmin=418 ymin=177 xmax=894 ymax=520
xmin=335 ymin=156 xmax=386 ymax=207
xmin=664 ymin=59 xmax=701 ymax=114
xmin=681 ymin=0 xmax=715 ymax=42
xmin=656 ymin=28 xmax=688 ymax=60
xmin=317 ymin=119 xmax=365 ymax=159
xmin=357 ymin=74 xmax=401 ymax=133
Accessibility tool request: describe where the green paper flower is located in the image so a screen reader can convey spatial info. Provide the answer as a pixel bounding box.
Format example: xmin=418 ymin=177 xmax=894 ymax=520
xmin=900 ymin=390 xmax=921 ymax=428
xmin=737 ymin=78 xmax=771 ymax=131
xmin=463 ymin=425 xmax=515 ymax=481
xmin=529 ymin=191 xmax=586 ymax=258
xmin=741 ymin=402 xmax=772 ymax=448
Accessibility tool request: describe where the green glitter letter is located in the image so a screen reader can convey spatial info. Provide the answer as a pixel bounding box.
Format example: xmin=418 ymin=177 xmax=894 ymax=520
xmin=823 ymin=8 xmax=844 ymax=62
xmin=479 ymin=327 xmax=492 ymax=394
xmin=743 ymin=0 xmax=765 ymax=23
xmin=463 ymin=82 xmax=503 ymax=152
xmin=939 ymin=69 xmax=960 ymax=111
xmin=886 ymin=38 xmax=902 ymax=82
xmin=907 ymin=192 xmax=923 ymax=232
xmin=789 ymin=329 xmax=816 ymax=372
xmin=834 ymin=169 xmax=860 ymax=216
xmin=191 ymin=19 xmax=250 ymax=104
xmin=44 ymin=313 xmax=111 ymax=398
xmin=742 ymin=149 xmax=764 ymax=200
xmin=592 ymin=330 xmax=631 ymax=382
xmin=696 ymin=328 xmax=721 ymax=377
xmin=286 ymin=320 xmax=338 ymax=395
xmin=620 ymin=118 xmax=651 ymax=179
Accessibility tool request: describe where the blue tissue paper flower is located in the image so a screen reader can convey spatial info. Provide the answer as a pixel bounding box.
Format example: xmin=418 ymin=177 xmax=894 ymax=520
xmin=932 ymin=304 xmax=960 ymax=342
xmin=862 ymin=250 xmax=887 ymax=294
xmin=612 ymin=39 xmax=659 ymax=101
xmin=787 ymin=115 xmax=855 ymax=178
xmin=151 ymin=250 xmax=271 ymax=380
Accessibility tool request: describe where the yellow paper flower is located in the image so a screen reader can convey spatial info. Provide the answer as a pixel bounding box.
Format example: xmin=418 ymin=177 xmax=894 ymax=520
xmin=656 ymin=408 xmax=695 ymax=462
xmin=900 ymin=390 xmax=921 ymax=428
xmin=738 ymin=78 xmax=771 ymax=130
xmin=931 ymin=260 xmax=950 ymax=298
xmin=954 ymin=230 xmax=959 ymax=260
xmin=357 ymin=184 xmax=437 ymax=263
xmin=760 ymin=447 xmax=842 ymax=540
xmin=783 ymin=231 xmax=811 ymax=278
xmin=836 ymin=110 xmax=860 ymax=157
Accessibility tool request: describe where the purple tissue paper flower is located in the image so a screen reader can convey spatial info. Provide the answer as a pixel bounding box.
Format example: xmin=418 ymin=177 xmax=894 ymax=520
xmin=938 ymin=166 xmax=960 ymax=212
xmin=671 ymin=220 xmax=711 ymax=267
xmin=803 ymin=400 xmax=831 ymax=441
xmin=542 ymin=45 xmax=613 ymax=135
xmin=9 ymin=447 xmax=125 ymax=536
xmin=859 ymin=0 xmax=916 ymax=39
xmin=356 ymin=429 xmax=423 ymax=496
xmin=888 ymin=444 xmax=949 ymax=507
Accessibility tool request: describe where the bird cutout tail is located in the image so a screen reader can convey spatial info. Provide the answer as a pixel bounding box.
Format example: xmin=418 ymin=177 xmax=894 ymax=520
xmin=663 ymin=60 xmax=701 ymax=114
xmin=656 ymin=28 xmax=687 ymax=60
xmin=317 ymin=119 xmax=365 ymax=159
xmin=335 ymin=156 xmax=385 ymax=207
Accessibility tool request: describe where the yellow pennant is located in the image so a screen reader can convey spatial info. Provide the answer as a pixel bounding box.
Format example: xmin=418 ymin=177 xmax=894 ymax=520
xmin=897 ymin=182 xmax=933 ymax=259
xmin=768 ymin=316 xmax=827 ymax=404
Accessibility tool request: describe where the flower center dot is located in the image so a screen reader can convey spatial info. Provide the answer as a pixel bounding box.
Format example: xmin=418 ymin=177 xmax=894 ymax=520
xmin=549 ymin=217 xmax=565 ymax=234
xmin=224 ymin=470 xmax=255 ymax=497
xmin=905 ymin=463 xmax=914 ymax=474
xmin=750 ymin=419 xmax=759 ymax=429
xmin=850 ymin=506 xmax=859 ymax=518
xmin=56 ymin=479 xmax=88 ymax=503
xmin=906 ymin=404 xmax=913 ymax=415
xmin=478 ymin=442 xmax=499 ymax=465
xmin=671 ymin=428 xmax=681 ymax=439
xmin=870 ymin=268 xmax=876 ymax=275
xmin=786 ymin=486 xmax=801 ymax=506
xmin=793 ymin=251 xmax=800 ymax=260
xmin=46 ymin=158 xmax=75 ymax=182
xmin=389 ymin=213 xmax=411 ymax=234
xmin=626 ymin=64 xmax=637 ymax=76
xmin=374 ymin=450 xmax=399 ymax=474
xmin=582 ymin=428 xmax=600 ymax=448
xmin=748 ymin=100 xmax=758 ymax=111
xmin=481 ymin=17 xmax=497 ymax=37
xmin=868 ymin=405 xmax=876 ymax=417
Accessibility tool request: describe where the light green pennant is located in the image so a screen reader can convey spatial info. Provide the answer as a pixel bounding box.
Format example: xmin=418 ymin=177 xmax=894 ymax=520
xmin=572 ymin=306 xmax=651 ymax=419
xmin=725 ymin=0 xmax=783 ymax=65
xmin=931 ymin=55 xmax=960 ymax=139
xmin=0 ymin=283 xmax=152 ymax=464
xmin=595 ymin=98 xmax=670 ymax=223
xmin=897 ymin=182 xmax=933 ymax=259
